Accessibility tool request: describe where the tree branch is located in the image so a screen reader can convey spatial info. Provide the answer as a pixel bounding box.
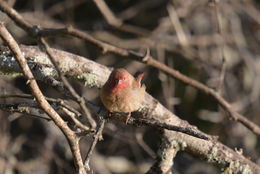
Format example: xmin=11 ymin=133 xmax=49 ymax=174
xmin=0 ymin=45 xmax=258 ymax=173
xmin=0 ymin=24 xmax=87 ymax=174
xmin=1 ymin=0 xmax=257 ymax=135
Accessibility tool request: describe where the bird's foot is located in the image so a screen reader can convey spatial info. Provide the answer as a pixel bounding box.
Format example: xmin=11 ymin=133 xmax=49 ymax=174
xmin=125 ymin=112 xmax=131 ymax=124
xmin=104 ymin=112 xmax=112 ymax=120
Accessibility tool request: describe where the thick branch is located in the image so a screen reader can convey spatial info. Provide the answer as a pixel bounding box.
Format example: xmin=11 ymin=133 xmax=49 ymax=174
xmin=0 ymin=45 xmax=258 ymax=173
xmin=0 ymin=0 xmax=259 ymax=135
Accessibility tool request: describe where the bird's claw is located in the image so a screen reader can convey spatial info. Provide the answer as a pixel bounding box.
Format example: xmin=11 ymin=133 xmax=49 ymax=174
xmin=125 ymin=112 xmax=131 ymax=124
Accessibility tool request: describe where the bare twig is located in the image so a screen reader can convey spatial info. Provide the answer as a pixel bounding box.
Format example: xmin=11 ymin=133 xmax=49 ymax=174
xmin=0 ymin=23 xmax=87 ymax=174
xmin=0 ymin=93 xmax=92 ymax=132
xmin=19 ymin=19 xmax=259 ymax=134
xmin=92 ymin=0 xmax=122 ymax=27
xmin=0 ymin=103 xmax=51 ymax=121
xmin=84 ymin=98 xmax=210 ymax=140
xmin=92 ymin=0 xmax=150 ymax=36
xmin=167 ymin=3 xmax=189 ymax=47
xmin=38 ymin=37 xmax=96 ymax=129
xmin=156 ymin=42 xmax=177 ymax=111
xmin=0 ymin=93 xmax=80 ymax=117
xmin=0 ymin=45 xmax=259 ymax=173
xmin=143 ymin=50 xmax=260 ymax=135
xmin=0 ymin=1 xmax=96 ymax=129
xmin=127 ymin=117 xmax=210 ymax=140
xmin=135 ymin=132 xmax=156 ymax=158
xmin=60 ymin=107 xmax=92 ymax=133
xmin=0 ymin=100 xmax=90 ymax=132
xmin=0 ymin=1 xmax=259 ymax=172
xmin=84 ymin=118 xmax=105 ymax=172
xmin=211 ymin=0 xmax=227 ymax=93
xmin=118 ymin=0 xmax=165 ymax=21
xmin=46 ymin=0 xmax=85 ymax=16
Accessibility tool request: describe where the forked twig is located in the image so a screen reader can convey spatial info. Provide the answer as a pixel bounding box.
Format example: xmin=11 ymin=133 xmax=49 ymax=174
xmin=0 ymin=23 xmax=87 ymax=174
xmin=84 ymin=118 xmax=105 ymax=171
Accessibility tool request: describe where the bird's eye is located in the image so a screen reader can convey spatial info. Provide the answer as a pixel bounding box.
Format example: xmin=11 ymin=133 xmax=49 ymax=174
xmin=115 ymin=78 xmax=120 ymax=83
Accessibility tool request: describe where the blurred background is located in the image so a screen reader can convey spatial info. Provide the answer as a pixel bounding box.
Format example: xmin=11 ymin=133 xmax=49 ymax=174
xmin=0 ymin=0 xmax=259 ymax=173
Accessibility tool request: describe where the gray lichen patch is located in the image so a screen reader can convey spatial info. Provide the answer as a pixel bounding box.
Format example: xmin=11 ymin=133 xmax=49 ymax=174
xmin=40 ymin=66 xmax=58 ymax=77
xmin=77 ymin=73 xmax=99 ymax=88
xmin=208 ymin=146 xmax=222 ymax=164
xmin=170 ymin=140 xmax=187 ymax=151
xmin=207 ymin=146 xmax=253 ymax=174
xmin=0 ymin=71 xmax=23 ymax=77
xmin=222 ymin=161 xmax=253 ymax=174
xmin=178 ymin=141 xmax=187 ymax=150
xmin=235 ymin=148 xmax=243 ymax=155
xmin=0 ymin=54 xmax=22 ymax=73
xmin=29 ymin=54 xmax=52 ymax=66
xmin=18 ymin=106 xmax=30 ymax=113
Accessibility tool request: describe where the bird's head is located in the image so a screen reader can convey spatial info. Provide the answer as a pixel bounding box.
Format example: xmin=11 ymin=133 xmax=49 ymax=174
xmin=107 ymin=68 xmax=133 ymax=92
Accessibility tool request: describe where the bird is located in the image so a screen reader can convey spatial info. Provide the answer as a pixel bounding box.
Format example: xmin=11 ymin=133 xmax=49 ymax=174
xmin=100 ymin=68 xmax=146 ymax=123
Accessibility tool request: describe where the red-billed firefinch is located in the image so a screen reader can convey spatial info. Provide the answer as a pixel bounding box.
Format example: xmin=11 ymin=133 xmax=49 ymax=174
xmin=100 ymin=68 xmax=146 ymax=123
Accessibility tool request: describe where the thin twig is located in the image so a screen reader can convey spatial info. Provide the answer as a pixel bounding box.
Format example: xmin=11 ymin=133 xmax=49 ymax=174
xmin=0 ymin=44 xmax=259 ymax=173
xmin=0 ymin=103 xmax=51 ymax=121
xmin=142 ymin=50 xmax=260 ymax=135
xmin=167 ymin=3 xmax=189 ymax=47
xmin=135 ymin=132 xmax=156 ymax=158
xmin=211 ymin=0 xmax=226 ymax=93
xmin=92 ymin=0 xmax=150 ymax=36
xmin=0 ymin=0 xmax=259 ymax=135
xmin=38 ymin=37 xmax=96 ymax=129
xmin=85 ymin=99 xmax=210 ymax=140
xmin=0 ymin=23 xmax=87 ymax=174
xmin=127 ymin=117 xmax=210 ymax=140
xmin=118 ymin=0 xmax=164 ymax=21
xmin=0 ymin=1 xmax=96 ymax=130
xmin=84 ymin=118 xmax=105 ymax=171
xmin=92 ymin=0 xmax=122 ymax=27
xmin=0 ymin=93 xmax=35 ymax=99
xmin=61 ymin=106 xmax=91 ymax=132
xmin=39 ymin=27 xmax=260 ymax=134
xmin=46 ymin=0 xmax=85 ymax=16
xmin=0 ymin=93 xmax=92 ymax=132
xmin=0 ymin=93 xmax=79 ymax=116
xmin=0 ymin=1 xmax=259 ymax=172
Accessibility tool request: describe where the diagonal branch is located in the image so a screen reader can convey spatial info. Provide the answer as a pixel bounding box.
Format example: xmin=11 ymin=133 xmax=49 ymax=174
xmin=92 ymin=0 xmax=122 ymax=27
xmin=0 ymin=1 xmax=259 ymax=172
xmin=0 ymin=23 xmax=87 ymax=174
xmin=38 ymin=37 xmax=96 ymax=129
xmin=0 ymin=0 xmax=97 ymax=129
xmin=0 ymin=45 xmax=259 ymax=173
xmin=0 ymin=0 xmax=257 ymax=135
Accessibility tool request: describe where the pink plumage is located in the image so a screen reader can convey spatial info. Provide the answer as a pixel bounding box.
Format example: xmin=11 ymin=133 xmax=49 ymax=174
xmin=100 ymin=68 xmax=145 ymax=123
